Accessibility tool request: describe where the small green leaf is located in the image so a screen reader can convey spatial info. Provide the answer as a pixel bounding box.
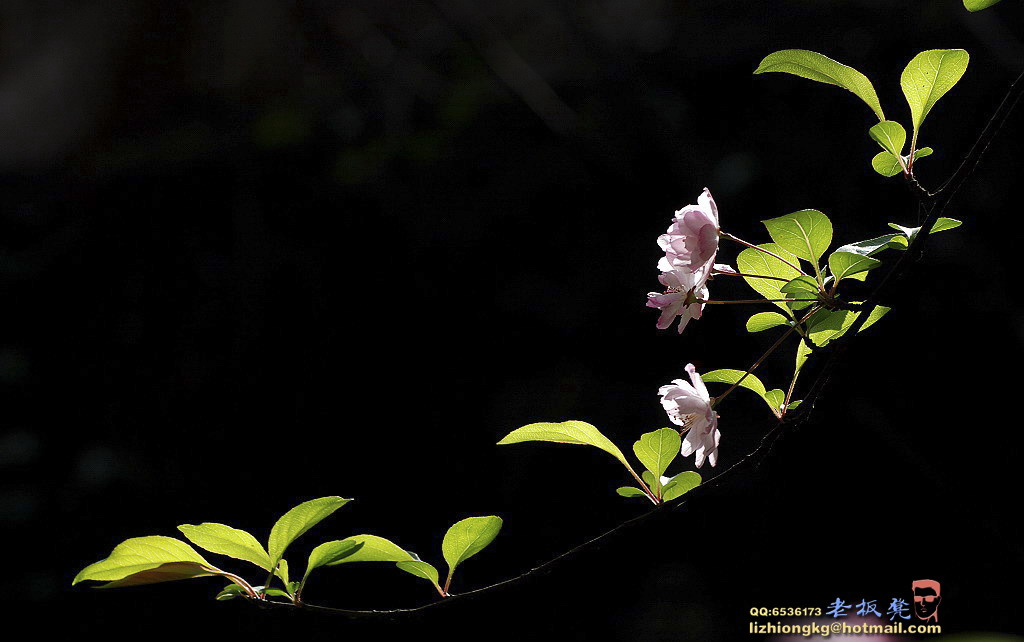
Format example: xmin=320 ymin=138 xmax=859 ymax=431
xmin=215 ymin=584 xmax=248 ymax=601
xmin=275 ymin=559 xmax=289 ymax=587
xmin=901 ymin=50 xmax=970 ymax=141
xmin=964 ymin=0 xmax=1004 ymax=10
xmin=633 ymin=428 xmax=681 ymax=479
xmin=835 ymin=234 xmax=906 ymax=257
xmin=268 ymin=497 xmax=352 ymax=567
xmin=888 ymin=217 xmax=962 ymax=243
xmin=497 ymin=420 xmax=630 ymax=468
xmin=701 ymin=369 xmax=779 ymax=415
xmin=303 ymin=540 xmax=365 ymax=582
xmin=914 ymin=147 xmax=934 ymax=161
xmin=787 ymin=400 xmax=803 ymax=410
xmin=869 ymin=121 xmax=907 ymax=157
xmin=764 ymin=389 xmax=785 ymax=412
xmin=73 ymin=536 xmax=217 ymax=588
xmin=261 ymin=588 xmax=291 ymax=598
xmin=442 ymin=516 xmax=503 ymax=583
xmin=736 ymin=243 xmax=803 ymax=315
xmin=828 ymin=251 xmax=881 ymax=282
xmin=746 ymin=312 xmax=790 ymax=333
xmin=616 ymin=486 xmax=650 ymax=499
xmin=661 ymin=472 xmax=701 ymax=502
xmin=177 ymin=523 xmax=272 ymax=571
xmin=762 ymin=209 xmax=833 ymax=265
xmin=754 ymin=49 xmax=885 ymax=121
xmin=396 ymin=560 xmax=441 ymax=588
xmin=780 ymin=275 xmax=820 ymax=297
xmin=871 ymin=151 xmax=904 ymax=177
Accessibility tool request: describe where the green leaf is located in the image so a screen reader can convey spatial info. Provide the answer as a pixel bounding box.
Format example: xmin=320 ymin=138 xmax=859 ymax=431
xmin=73 ymin=536 xmax=217 ymax=588
xmin=828 ymin=251 xmax=881 ymax=282
xmin=764 ymin=389 xmax=785 ymax=413
xmin=497 ymin=420 xmax=630 ymax=468
xmin=871 ymin=151 xmax=904 ymax=177
xmin=746 ymin=311 xmax=790 ymax=333
xmin=736 ymin=243 xmax=803 ymax=315
xmin=442 ymin=516 xmax=503 ymax=582
xmin=901 ymin=50 xmax=970 ymax=141
xmin=316 ymin=534 xmax=414 ymax=565
xmin=661 ymin=472 xmax=701 ymax=502
xmin=396 ymin=560 xmax=441 ymax=588
xmin=914 ymin=147 xmax=934 ymax=161
xmin=177 ymin=523 xmax=272 ymax=571
xmin=754 ymin=49 xmax=885 ymax=121
xmin=701 ymin=369 xmax=779 ymax=416
xmin=868 ymin=121 xmax=907 ymax=158
xmin=787 ymin=400 xmax=803 ymax=410
xmin=964 ymin=0 xmax=1004 ymax=10
xmin=267 ymin=496 xmax=352 ymax=567
xmin=215 ymin=584 xmax=249 ymax=601
xmin=762 ymin=209 xmax=833 ymax=266
xmin=303 ymin=540 xmax=365 ymax=582
xmin=888 ymin=217 xmax=962 ymax=243
xmin=616 ymin=486 xmax=650 ymax=499
xmin=633 ymin=428 xmax=681 ymax=479
xmin=780 ymin=275 xmax=820 ymax=298
xmin=835 ymin=234 xmax=906 ymax=257
xmin=641 ymin=470 xmax=657 ymax=488
xmin=275 ymin=559 xmax=290 ymax=587
xmin=261 ymin=588 xmax=291 ymax=598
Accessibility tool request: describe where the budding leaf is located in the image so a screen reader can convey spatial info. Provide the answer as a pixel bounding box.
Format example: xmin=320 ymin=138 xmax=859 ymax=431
xmin=497 ymin=420 xmax=630 ymax=468
xmin=901 ymin=49 xmax=970 ymax=141
xmin=869 ymin=121 xmax=907 ymax=158
xmin=442 ymin=516 xmax=503 ymax=585
xmin=828 ymin=251 xmax=881 ymax=282
xmin=73 ymin=536 xmax=217 ymax=588
xmin=871 ymin=151 xmax=904 ymax=177
xmin=633 ymin=428 xmax=681 ymax=479
xmin=764 ymin=389 xmax=785 ymax=412
xmin=736 ymin=243 xmax=803 ymax=316
xmin=762 ymin=209 xmax=833 ymax=266
xmin=215 ymin=584 xmax=248 ymax=601
xmin=746 ymin=311 xmax=790 ymax=333
xmin=177 ymin=523 xmax=272 ymax=571
xmin=268 ymin=496 xmax=352 ymax=568
xmin=753 ymin=49 xmax=885 ymax=121
xmin=661 ymin=471 xmax=701 ymax=502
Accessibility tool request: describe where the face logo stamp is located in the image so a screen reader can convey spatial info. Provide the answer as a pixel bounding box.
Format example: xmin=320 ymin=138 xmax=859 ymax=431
xmin=911 ymin=579 xmax=941 ymax=623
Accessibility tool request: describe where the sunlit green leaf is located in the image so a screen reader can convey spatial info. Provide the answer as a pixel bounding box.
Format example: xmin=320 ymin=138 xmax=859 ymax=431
xmin=914 ymin=147 xmax=934 ymax=161
xmin=303 ymin=540 xmax=365 ymax=582
xmin=616 ymin=486 xmax=650 ymax=499
xmin=871 ymin=151 xmax=904 ymax=177
xmin=754 ymin=49 xmax=885 ymax=120
xmin=73 ymin=536 xmax=217 ymax=588
xmin=633 ymin=428 xmax=681 ymax=479
xmin=828 ymin=251 xmax=881 ymax=282
xmin=888 ymin=217 xmax=962 ymax=243
xmin=901 ymin=49 xmax=970 ymax=141
xmin=762 ymin=209 xmax=833 ymax=266
xmin=442 ymin=516 xmax=503 ymax=582
xmin=701 ymin=369 xmax=779 ymax=415
xmin=661 ymin=471 xmax=701 ymax=501
xmin=215 ymin=584 xmax=248 ymax=601
xmin=319 ymin=534 xmax=414 ymax=565
xmin=746 ymin=311 xmax=790 ymax=333
xmin=396 ymin=560 xmax=441 ymax=588
xmin=497 ymin=420 xmax=630 ymax=468
xmin=764 ymin=389 xmax=785 ymax=412
xmin=835 ymin=234 xmax=906 ymax=257
xmin=869 ymin=121 xmax=907 ymax=157
xmin=177 ymin=523 xmax=271 ymax=571
xmin=268 ymin=496 xmax=352 ymax=567
xmin=964 ymin=0 xmax=1004 ymax=10
xmin=736 ymin=243 xmax=803 ymax=315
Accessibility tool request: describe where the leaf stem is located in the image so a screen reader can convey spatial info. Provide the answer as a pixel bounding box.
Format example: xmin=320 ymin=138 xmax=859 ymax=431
xmin=721 ymin=231 xmax=808 ymax=276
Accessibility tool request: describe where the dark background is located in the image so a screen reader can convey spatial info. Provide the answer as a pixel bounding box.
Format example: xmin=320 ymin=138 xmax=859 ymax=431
xmin=3 ymin=1 xmax=1023 ymax=640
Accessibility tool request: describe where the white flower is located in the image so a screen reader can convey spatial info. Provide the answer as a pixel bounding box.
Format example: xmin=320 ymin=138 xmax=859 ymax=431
xmin=658 ymin=363 xmax=721 ymax=467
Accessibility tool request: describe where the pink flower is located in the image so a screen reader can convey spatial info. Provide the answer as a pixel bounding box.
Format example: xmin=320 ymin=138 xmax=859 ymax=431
xmin=646 ymin=267 xmax=708 ymax=333
xmin=658 ymin=363 xmax=720 ymax=468
xmin=657 ymin=188 xmax=721 ymax=273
